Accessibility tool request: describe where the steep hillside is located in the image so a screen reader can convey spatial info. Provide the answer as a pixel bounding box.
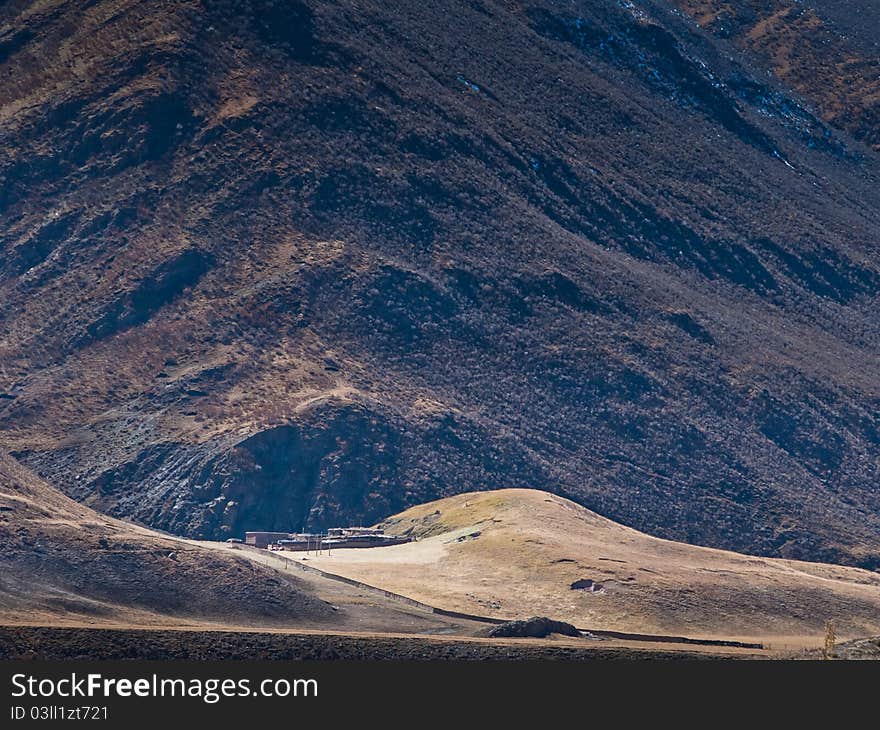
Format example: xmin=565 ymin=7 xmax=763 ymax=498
xmin=671 ymin=0 xmax=880 ymax=150
xmin=306 ymin=490 xmax=880 ymax=639
xmin=1 ymin=0 xmax=879 ymax=567
xmin=0 ymin=452 xmax=334 ymax=626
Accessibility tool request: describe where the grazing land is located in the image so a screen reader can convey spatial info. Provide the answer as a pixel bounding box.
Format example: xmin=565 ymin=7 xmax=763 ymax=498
xmin=297 ymin=490 xmax=880 ymax=643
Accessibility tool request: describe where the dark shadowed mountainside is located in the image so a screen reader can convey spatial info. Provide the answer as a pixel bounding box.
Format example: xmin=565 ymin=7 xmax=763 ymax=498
xmin=0 ymin=0 xmax=879 ymax=568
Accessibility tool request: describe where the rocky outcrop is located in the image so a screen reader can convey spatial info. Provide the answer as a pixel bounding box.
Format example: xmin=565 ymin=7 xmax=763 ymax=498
xmin=488 ymin=617 xmax=581 ymax=639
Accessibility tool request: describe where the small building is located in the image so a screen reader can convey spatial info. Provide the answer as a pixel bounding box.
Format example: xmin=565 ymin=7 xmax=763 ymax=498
xmin=276 ymin=531 xmax=411 ymax=551
xmin=327 ymin=526 xmax=385 ymax=538
xmin=274 ymin=533 xmax=325 ymax=551
xmin=245 ymin=531 xmax=293 ymax=549
xmin=245 ymin=527 xmax=413 ymax=550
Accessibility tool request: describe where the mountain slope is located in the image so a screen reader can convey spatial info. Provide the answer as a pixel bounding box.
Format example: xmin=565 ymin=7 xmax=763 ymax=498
xmin=307 ymin=489 xmax=880 ymax=639
xmin=671 ymin=0 xmax=880 ymax=150
xmin=0 ymin=0 xmax=879 ymax=567
xmin=0 ymin=452 xmax=334 ymax=626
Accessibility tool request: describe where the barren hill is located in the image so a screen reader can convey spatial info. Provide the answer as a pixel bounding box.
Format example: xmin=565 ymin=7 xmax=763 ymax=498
xmin=304 ymin=489 xmax=880 ymax=640
xmin=1 ymin=0 xmax=879 ymax=568
xmin=0 ymin=451 xmax=500 ymax=636
xmin=0 ymin=451 xmax=335 ymax=626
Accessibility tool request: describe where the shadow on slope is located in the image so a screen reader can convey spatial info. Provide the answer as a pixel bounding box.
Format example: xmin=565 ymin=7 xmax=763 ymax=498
xmin=0 ymin=452 xmax=334 ymax=627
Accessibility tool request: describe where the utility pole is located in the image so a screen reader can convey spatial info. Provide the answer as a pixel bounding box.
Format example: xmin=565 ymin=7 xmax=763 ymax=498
xmin=823 ymin=620 xmax=836 ymax=660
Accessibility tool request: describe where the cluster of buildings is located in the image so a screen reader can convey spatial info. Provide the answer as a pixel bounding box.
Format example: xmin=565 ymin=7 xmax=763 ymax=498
xmin=244 ymin=526 xmax=411 ymax=552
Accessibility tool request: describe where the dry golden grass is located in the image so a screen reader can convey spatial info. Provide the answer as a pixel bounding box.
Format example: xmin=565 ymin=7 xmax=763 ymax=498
xmin=299 ymin=489 xmax=880 ymax=645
